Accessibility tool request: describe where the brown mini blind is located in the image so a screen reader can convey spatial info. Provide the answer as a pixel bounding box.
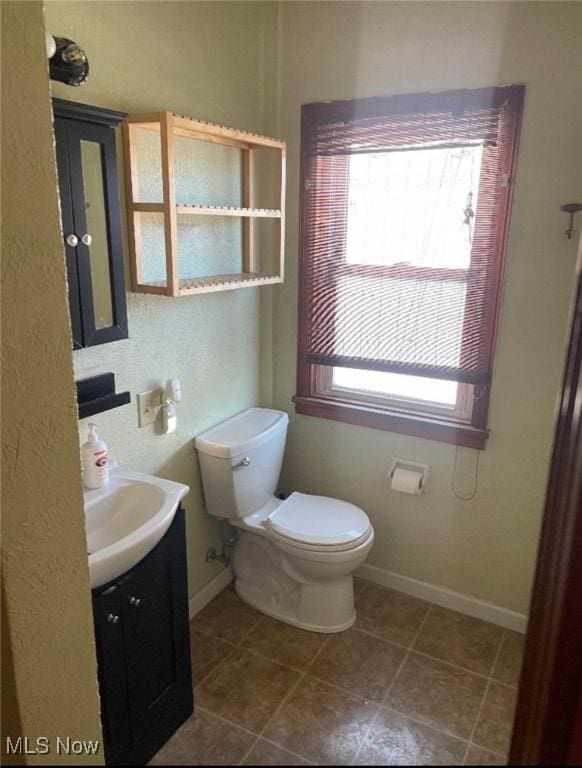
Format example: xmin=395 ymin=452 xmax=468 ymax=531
xmin=298 ymin=86 xmax=524 ymax=392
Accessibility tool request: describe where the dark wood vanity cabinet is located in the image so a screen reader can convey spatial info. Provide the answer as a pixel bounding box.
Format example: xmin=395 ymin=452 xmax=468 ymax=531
xmin=92 ymin=508 xmax=193 ymax=766
xmin=53 ymin=99 xmax=128 ymax=349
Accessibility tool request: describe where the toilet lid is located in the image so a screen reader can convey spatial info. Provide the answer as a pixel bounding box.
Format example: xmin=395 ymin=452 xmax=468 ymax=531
xmin=266 ymin=492 xmax=371 ymax=547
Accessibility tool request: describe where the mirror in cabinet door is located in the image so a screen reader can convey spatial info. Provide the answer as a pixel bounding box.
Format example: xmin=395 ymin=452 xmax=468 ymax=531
xmin=53 ymin=99 xmax=128 ymax=348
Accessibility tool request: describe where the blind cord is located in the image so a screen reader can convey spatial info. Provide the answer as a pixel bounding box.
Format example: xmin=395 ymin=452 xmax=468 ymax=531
xmin=451 ymin=445 xmax=480 ymax=501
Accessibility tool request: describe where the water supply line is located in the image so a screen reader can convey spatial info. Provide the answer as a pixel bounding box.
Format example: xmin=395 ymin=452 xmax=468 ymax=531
xmin=206 ymin=520 xmax=240 ymax=565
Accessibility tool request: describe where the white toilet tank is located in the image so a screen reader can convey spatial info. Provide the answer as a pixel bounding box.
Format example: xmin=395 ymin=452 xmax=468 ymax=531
xmin=195 ymin=408 xmax=289 ymax=520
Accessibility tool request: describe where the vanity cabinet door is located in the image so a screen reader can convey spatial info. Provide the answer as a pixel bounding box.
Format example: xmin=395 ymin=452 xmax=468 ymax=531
xmin=92 ymin=584 xmax=132 ymax=766
xmin=118 ymin=509 xmax=193 ymax=765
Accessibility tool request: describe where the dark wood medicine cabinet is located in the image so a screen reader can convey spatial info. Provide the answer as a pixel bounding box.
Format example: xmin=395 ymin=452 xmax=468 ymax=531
xmin=53 ymin=99 xmax=129 ymax=349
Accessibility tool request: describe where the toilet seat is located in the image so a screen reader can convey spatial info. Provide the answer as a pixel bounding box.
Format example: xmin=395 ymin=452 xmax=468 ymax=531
xmin=266 ymin=492 xmax=371 ymax=552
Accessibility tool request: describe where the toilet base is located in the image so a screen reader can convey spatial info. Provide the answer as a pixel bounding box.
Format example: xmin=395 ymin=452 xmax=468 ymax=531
xmin=232 ymin=530 xmax=361 ymax=633
xmin=235 ymin=579 xmax=356 ymax=634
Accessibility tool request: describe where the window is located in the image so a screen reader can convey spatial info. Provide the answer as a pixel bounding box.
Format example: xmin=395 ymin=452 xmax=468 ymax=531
xmin=295 ymin=86 xmax=525 ymax=448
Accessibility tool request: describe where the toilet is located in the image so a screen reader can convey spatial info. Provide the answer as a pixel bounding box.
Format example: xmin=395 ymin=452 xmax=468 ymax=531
xmin=195 ymin=407 xmax=374 ymax=633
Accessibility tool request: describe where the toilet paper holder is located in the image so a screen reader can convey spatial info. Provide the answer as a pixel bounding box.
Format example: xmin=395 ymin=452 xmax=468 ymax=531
xmin=389 ymin=458 xmax=430 ymax=494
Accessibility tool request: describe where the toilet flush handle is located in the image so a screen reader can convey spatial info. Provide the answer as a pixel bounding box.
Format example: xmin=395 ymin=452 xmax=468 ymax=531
xmin=232 ymin=457 xmax=251 ymax=469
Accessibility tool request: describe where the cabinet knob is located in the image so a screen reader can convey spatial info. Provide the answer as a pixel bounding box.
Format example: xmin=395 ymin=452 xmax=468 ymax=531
xmin=107 ymin=613 xmax=120 ymax=624
xmin=65 ymin=234 xmax=78 ymax=247
xmin=129 ymin=596 xmax=141 ymax=608
xmin=81 ymin=233 xmax=92 ymax=246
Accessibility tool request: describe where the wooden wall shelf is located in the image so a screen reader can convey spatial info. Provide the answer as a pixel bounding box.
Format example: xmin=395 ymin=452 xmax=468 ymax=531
xmin=122 ymin=111 xmax=286 ymax=297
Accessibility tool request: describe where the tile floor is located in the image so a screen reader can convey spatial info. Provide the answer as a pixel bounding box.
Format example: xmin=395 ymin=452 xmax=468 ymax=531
xmin=150 ymin=579 xmax=523 ymax=766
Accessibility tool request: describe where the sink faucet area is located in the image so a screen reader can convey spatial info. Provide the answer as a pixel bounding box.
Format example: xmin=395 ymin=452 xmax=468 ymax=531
xmin=84 ymin=467 xmax=189 ymax=589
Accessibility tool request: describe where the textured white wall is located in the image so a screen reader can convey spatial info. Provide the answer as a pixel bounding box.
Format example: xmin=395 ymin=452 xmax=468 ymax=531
xmin=45 ymin=0 xmax=279 ymax=596
xmin=272 ymin=1 xmax=582 ymax=613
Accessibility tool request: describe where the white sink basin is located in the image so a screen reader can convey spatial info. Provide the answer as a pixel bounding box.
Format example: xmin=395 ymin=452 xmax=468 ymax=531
xmin=84 ymin=467 xmax=189 ymax=589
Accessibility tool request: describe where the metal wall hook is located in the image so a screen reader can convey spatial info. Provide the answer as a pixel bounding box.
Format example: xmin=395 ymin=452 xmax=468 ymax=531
xmin=560 ymin=203 xmax=582 ymax=240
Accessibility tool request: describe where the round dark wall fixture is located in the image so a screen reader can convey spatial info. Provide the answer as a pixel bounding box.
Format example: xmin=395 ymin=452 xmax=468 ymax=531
xmin=49 ymin=36 xmax=89 ymax=86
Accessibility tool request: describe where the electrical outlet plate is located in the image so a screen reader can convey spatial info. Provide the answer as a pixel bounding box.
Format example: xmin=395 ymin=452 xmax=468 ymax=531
xmin=137 ymin=389 xmax=162 ymax=427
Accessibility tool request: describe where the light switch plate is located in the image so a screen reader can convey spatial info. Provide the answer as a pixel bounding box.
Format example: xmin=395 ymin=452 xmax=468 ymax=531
xmin=137 ymin=389 xmax=162 ymax=427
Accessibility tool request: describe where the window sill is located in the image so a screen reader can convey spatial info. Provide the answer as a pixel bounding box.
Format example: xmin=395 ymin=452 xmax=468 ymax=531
xmin=293 ymin=395 xmax=488 ymax=449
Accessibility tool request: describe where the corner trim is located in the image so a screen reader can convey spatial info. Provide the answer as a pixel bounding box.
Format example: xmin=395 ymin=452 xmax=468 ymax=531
xmin=356 ymin=563 xmax=528 ymax=633
xmin=189 ymin=567 xmax=234 ymax=619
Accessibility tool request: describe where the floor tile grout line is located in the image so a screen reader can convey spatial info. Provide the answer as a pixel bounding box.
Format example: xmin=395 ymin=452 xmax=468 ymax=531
xmin=194 ymin=707 xmax=262 ymax=767
xmin=257 ymin=671 xmax=307 ymax=740
xmin=351 ymin=626 xmax=412 ymax=653
xmin=347 ymin=704 xmax=381 ymax=766
xmin=238 ymin=736 xmax=261 ymax=765
xmin=409 ymin=648 xmax=511 ymax=684
xmin=197 ymin=704 xmax=313 ymax=767
xmin=242 ymin=647 xmax=312 ymax=675
xmin=195 ymin=643 xmax=238 ymax=689
xmin=380 ymin=703 xmax=471 ymax=746
xmin=238 ymin=736 xmax=260 ymax=766
xmin=200 ymin=680 xmax=476 ymax=765
xmin=197 ymin=631 xmax=309 ymax=762
xmin=196 ymin=705 xmax=263 ymax=739
xmin=197 ymin=652 xmax=504 ymax=764
xmin=463 ymin=678 xmax=493 ymax=764
xmin=383 ymin=603 xmax=434 ymax=705
xmin=215 ymin=631 xmax=518 ymax=696
xmin=253 ymin=639 xmax=338 ymax=764
xmin=237 ymin=612 xmax=266 ymax=646
xmin=196 ymin=586 xmax=517 ymax=764
xmin=193 ymin=596 xmax=266 ymax=689
xmin=306 ymin=631 xmax=333 ymax=668
xmin=261 ymin=737 xmax=317 ymax=765
xmin=352 ymin=626 xmax=518 ymax=687
xmin=190 ymin=626 xmax=241 ymax=651
xmin=350 ymin=603 xmax=434 ymax=765
xmin=196 ymin=586 xmax=520 ymax=683
xmin=463 ymin=628 xmax=506 ymax=764
xmin=486 ymin=627 xmax=506 ymax=680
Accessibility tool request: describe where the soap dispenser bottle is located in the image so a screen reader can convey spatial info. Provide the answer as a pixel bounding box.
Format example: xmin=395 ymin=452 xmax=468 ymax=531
xmin=82 ymin=422 xmax=109 ymax=489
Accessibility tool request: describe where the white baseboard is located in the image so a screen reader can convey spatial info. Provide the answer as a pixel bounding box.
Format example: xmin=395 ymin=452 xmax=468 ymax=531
xmin=188 ymin=561 xmax=527 ymax=633
xmin=356 ymin=563 xmax=527 ymax=634
xmin=189 ymin=566 xmax=234 ymax=620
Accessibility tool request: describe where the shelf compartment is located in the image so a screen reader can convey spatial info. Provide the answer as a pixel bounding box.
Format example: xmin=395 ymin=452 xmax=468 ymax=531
xmin=135 ymin=273 xmax=282 ymax=296
xmin=178 ymin=273 xmax=283 ymax=295
xmin=175 ymin=205 xmax=282 ymax=218
xmin=123 ymin=111 xmax=285 ymax=297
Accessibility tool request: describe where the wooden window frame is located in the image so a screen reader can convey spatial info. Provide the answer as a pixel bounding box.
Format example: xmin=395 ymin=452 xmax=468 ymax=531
xmin=294 ymin=86 xmax=525 ymax=449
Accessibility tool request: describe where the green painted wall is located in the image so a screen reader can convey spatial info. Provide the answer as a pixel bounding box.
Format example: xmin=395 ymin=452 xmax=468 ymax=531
xmin=44 ymin=0 xmax=581 ymax=616
xmin=45 ymin=0 xmax=279 ymax=597
xmin=272 ymin=1 xmax=582 ymax=613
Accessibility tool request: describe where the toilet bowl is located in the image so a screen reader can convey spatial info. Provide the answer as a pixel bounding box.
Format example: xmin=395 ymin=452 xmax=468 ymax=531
xmin=195 ymin=408 xmax=374 ymax=632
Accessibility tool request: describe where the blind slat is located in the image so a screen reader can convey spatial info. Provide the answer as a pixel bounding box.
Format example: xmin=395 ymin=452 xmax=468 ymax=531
xmin=299 ymin=86 xmax=524 ymax=391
